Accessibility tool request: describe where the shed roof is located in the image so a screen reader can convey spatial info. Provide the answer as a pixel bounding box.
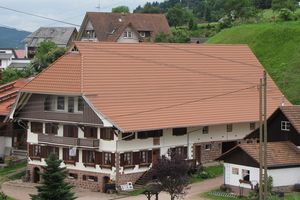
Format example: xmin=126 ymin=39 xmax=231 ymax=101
xmin=218 ymin=141 xmax=300 ymax=168
xmin=24 ymin=27 xmax=77 ymax=47
xmin=20 ymin=42 xmax=286 ymax=132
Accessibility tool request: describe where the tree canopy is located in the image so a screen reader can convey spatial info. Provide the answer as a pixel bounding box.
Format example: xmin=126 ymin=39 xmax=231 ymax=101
xmin=112 ymin=6 xmax=130 ymax=13
xmin=272 ymin=0 xmax=297 ymax=11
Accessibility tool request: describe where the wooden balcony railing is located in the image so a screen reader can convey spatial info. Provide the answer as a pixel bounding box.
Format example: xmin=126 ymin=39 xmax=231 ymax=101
xmin=38 ymin=134 xmax=99 ymax=148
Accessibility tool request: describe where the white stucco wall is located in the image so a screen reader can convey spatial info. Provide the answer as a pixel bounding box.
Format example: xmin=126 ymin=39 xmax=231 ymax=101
xmin=269 ymin=167 xmax=300 ymax=187
xmin=224 ymin=163 xmax=300 ymax=188
xmin=224 ymin=163 xmax=260 ymax=189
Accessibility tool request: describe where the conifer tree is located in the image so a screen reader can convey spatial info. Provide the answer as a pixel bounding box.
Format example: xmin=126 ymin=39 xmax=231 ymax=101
xmin=31 ymin=153 xmax=76 ymax=200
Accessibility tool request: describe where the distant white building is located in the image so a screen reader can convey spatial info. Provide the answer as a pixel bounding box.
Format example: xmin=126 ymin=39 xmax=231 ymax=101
xmin=218 ymin=141 xmax=300 ymax=196
xmin=0 ymin=49 xmax=30 ymax=70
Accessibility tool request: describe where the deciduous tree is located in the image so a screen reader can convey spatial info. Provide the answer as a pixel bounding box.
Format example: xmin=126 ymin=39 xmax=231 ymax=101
xmin=112 ymin=6 xmax=130 ymax=13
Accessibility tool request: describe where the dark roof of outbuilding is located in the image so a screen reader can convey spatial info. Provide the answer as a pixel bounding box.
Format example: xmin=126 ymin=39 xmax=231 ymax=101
xmin=281 ymin=106 xmax=300 ymax=133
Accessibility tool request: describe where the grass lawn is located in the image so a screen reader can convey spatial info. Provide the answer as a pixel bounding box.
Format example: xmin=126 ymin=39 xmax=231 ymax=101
xmin=128 ymin=188 xmax=146 ymax=196
xmin=0 ymin=162 xmax=26 ymax=177
xmin=190 ymin=164 xmax=224 ymax=183
xmin=208 ymin=21 xmax=300 ymax=104
xmin=202 ymin=190 xmax=247 ymax=200
xmin=285 ymin=193 xmax=300 ymax=200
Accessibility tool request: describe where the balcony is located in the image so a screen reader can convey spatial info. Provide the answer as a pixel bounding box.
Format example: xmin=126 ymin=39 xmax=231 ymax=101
xmin=38 ymin=134 xmax=99 ymax=148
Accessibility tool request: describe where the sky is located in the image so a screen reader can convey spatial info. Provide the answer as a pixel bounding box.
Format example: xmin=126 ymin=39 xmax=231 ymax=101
xmin=0 ymin=0 xmax=163 ymax=32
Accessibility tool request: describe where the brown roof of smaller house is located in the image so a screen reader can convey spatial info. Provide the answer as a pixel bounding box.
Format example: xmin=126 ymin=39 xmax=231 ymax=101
xmin=219 ymin=141 xmax=300 ymax=168
xmin=0 ymin=79 xmax=31 ymax=116
xmin=80 ymin=12 xmax=170 ymax=42
xmin=281 ymin=106 xmax=300 ymax=133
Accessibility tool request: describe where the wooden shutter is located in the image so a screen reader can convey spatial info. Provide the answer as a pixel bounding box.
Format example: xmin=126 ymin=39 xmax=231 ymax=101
xmin=28 ymin=144 xmax=33 ymax=157
xmin=148 ymin=150 xmax=152 ymax=164
xmin=63 ymin=125 xmax=68 ymax=137
xmin=95 ymin=152 xmax=103 ymax=165
xmin=82 ymin=150 xmax=87 ymax=163
xmin=183 ymin=147 xmax=188 ymax=159
xmin=111 ymin=153 xmax=115 ymax=166
xmin=41 ymin=146 xmax=47 ymax=158
xmin=133 ymin=152 xmax=140 ymax=165
xmin=63 ymin=148 xmax=68 ymax=161
xmin=120 ymin=153 xmax=124 ymax=166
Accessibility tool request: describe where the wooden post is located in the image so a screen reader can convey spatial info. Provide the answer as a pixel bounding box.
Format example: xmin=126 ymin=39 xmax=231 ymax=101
xmin=263 ymin=71 xmax=268 ymax=198
xmin=259 ymin=78 xmax=263 ymax=200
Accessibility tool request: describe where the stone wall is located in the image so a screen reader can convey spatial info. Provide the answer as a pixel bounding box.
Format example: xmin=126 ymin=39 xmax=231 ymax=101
xmin=193 ymin=141 xmax=222 ymax=164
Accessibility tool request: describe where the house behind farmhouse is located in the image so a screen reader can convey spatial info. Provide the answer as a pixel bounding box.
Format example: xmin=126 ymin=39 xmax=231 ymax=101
xmin=77 ymin=12 xmax=170 ymax=43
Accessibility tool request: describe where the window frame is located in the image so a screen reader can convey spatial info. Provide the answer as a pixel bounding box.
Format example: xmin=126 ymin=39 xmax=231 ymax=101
xmin=232 ymin=167 xmax=239 ymax=175
xmin=57 ymin=96 xmax=65 ymax=111
xmin=172 ymin=127 xmax=187 ymax=136
xmin=202 ymin=126 xmax=209 ymax=134
xmin=31 ymin=122 xmax=43 ymax=133
xmin=77 ymin=97 xmax=84 ymax=112
xmin=103 ymin=152 xmax=112 ymax=165
xmin=45 ymin=123 xmax=58 ymax=135
xmin=84 ymin=126 xmax=98 ymax=139
xmin=226 ymin=124 xmax=233 ymax=132
xmin=242 ymin=169 xmax=250 ymax=182
xmin=250 ymin=122 xmax=256 ymax=130
xmin=281 ymin=121 xmax=290 ymax=131
xmin=124 ymin=152 xmax=132 ymax=165
xmin=123 ymin=31 xmax=133 ymax=38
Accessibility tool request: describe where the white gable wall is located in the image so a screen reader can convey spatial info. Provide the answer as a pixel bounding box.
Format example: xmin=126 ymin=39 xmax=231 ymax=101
xmin=117 ymin=27 xmax=139 ymax=43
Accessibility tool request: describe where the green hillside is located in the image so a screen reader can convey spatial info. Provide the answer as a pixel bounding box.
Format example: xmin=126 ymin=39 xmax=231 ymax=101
xmin=208 ymin=21 xmax=300 ymax=105
xmin=0 ymin=26 xmax=30 ymax=48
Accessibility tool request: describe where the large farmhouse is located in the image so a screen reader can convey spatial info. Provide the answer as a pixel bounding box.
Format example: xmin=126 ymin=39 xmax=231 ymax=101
xmin=9 ymin=42 xmax=285 ymax=191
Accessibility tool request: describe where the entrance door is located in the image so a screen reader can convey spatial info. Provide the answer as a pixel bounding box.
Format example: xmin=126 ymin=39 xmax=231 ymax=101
xmin=195 ymin=145 xmax=201 ymax=165
xmin=152 ymin=149 xmax=160 ymax=166
xmin=33 ymin=167 xmax=40 ymax=183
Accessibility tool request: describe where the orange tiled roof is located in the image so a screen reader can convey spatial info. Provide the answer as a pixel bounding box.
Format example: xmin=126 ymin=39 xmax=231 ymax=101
xmin=21 ymin=42 xmax=287 ymax=132
xmin=0 ymin=79 xmax=31 ymax=116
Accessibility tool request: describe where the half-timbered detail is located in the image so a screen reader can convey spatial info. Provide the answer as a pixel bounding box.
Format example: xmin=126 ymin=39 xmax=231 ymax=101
xmin=10 ymin=42 xmax=286 ymax=191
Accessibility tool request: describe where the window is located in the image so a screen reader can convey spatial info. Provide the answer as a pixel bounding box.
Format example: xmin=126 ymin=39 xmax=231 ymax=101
xmin=104 ymin=152 xmax=112 ymax=165
xmin=44 ymin=95 xmax=52 ymax=111
xmin=84 ymin=126 xmax=98 ymax=138
xmin=205 ymin=144 xmax=211 ymax=150
xmin=83 ymin=175 xmax=98 ymax=182
xmin=63 ymin=148 xmax=78 ymax=163
xmin=83 ymin=150 xmax=95 ymax=163
xmin=173 ymin=128 xmax=187 ymax=136
xmin=100 ymin=128 xmax=114 ymax=140
xmin=232 ymin=167 xmax=239 ymax=175
xmin=46 ymin=146 xmax=59 ymax=157
xmin=140 ymin=151 xmax=148 ymax=163
xmin=57 ymin=96 xmax=65 ymax=110
xmin=250 ymin=122 xmax=256 ymax=130
xmin=45 ymin=123 xmax=58 ymax=134
xmin=242 ymin=169 xmax=250 ymax=182
xmin=227 ymin=124 xmax=233 ymax=132
xmin=123 ymin=152 xmax=132 ymax=165
xmin=139 ymin=31 xmax=145 ymax=37
xmin=137 ymin=130 xmax=163 ymax=139
xmin=63 ymin=125 xmax=78 ymax=138
xmin=281 ymin=121 xmax=290 ymax=131
xmin=31 ymin=122 xmax=43 ymax=133
xmin=203 ymin=126 xmax=209 ymax=134
xmin=78 ymin=97 xmax=84 ymax=112
xmin=122 ymin=132 xmax=135 ymax=140
xmin=33 ymin=145 xmax=41 ymax=157
xmin=68 ymin=97 xmax=74 ymax=113
xmin=68 ymin=173 xmax=78 ymax=179
xmin=83 ymin=30 xmax=96 ymax=39
xmin=169 ymin=146 xmax=187 ymax=159
xmin=123 ymin=31 xmax=132 ymax=38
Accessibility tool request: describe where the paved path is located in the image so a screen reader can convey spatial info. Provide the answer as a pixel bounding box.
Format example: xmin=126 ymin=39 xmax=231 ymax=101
xmin=2 ymin=176 xmax=223 ymax=200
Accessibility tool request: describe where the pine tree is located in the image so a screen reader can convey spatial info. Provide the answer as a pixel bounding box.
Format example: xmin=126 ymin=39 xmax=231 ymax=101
xmin=31 ymin=153 xmax=76 ymax=200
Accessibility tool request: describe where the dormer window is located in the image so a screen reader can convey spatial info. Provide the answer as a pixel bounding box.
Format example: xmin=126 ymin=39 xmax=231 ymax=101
xmin=281 ymin=121 xmax=290 ymax=131
xmin=83 ymin=30 xmax=96 ymax=39
xmin=123 ymin=31 xmax=132 ymax=38
xmin=140 ymin=31 xmax=145 ymax=37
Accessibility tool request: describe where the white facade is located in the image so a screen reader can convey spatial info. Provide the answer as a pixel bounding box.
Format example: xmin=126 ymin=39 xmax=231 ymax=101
xmin=27 ymin=120 xmax=256 ymax=179
xmin=0 ymin=49 xmax=30 ymax=70
xmin=224 ymin=163 xmax=300 ymax=189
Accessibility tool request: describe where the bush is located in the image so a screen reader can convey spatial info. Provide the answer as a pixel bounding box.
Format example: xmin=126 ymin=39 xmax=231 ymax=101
xmin=278 ymin=8 xmax=295 ymax=21
xmin=0 ymin=192 xmax=8 ymax=200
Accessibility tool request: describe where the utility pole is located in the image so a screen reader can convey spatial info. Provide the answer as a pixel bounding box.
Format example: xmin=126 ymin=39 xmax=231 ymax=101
xmin=263 ymin=71 xmax=268 ymax=198
xmin=259 ymin=71 xmax=268 ymax=200
xmin=259 ymin=78 xmax=263 ymax=200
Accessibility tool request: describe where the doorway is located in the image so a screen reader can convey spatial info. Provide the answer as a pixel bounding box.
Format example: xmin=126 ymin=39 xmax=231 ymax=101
xmin=152 ymin=149 xmax=160 ymax=166
xmin=33 ymin=167 xmax=40 ymax=183
xmin=194 ymin=145 xmax=201 ymax=165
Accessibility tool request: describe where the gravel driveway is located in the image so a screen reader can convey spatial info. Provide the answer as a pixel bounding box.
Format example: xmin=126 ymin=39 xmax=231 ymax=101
xmin=2 ymin=176 xmax=223 ymax=200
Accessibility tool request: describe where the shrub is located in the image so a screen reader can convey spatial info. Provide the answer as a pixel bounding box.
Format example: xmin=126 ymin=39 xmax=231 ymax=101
xmin=278 ymin=8 xmax=294 ymax=21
